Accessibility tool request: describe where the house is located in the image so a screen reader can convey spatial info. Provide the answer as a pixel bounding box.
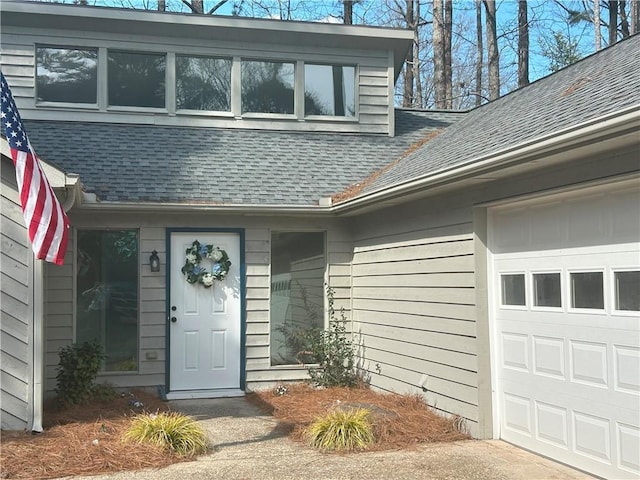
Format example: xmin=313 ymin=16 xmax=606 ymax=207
xmin=1 ymin=2 xmax=638 ymax=478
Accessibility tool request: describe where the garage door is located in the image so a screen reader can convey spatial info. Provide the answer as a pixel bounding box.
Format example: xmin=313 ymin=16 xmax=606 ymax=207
xmin=489 ymin=181 xmax=640 ymax=479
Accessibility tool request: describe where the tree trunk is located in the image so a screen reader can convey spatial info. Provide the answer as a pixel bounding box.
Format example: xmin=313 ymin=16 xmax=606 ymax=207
xmin=517 ymin=0 xmax=529 ymax=88
xmin=619 ymin=0 xmax=630 ymax=37
xmin=433 ymin=0 xmax=446 ymax=109
xmin=484 ymin=0 xmax=499 ymax=100
xmin=475 ymin=0 xmax=483 ymax=107
xmin=609 ymin=0 xmax=618 ymax=45
xmin=414 ymin=0 xmax=422 ymax=108
xmin=444 ymin=0 xmax=453 ymax=109
xmin=344 ymin=0 xmax=353 ymax=25
xmin=594 ymin=0 xmax=602 ymax=50
xmin=632 ymin=0 xmax=640 ymax=33
xmin=158 ymin=0 xmax=166 ymax=11
xmin=402 ymin=0 xmax=415 ymax=107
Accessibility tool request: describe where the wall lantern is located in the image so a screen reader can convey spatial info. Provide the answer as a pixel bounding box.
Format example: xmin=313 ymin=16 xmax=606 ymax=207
xmin=149 ymin=250 xmax=160 ymax=272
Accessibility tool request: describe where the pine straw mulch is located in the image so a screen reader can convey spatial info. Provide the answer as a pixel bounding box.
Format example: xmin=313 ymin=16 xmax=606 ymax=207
xmin=247 ymin=383 xmax=471 ymax=451
xmin=0 ymin=391 xmax=189 ymax=480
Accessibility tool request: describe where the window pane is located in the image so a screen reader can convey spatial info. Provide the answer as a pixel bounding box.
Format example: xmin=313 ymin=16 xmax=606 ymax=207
xmin=76 ymin=230 xmax=139 ymax=372
xmin=176 ymin=56 xmax=231 ymax=111
xmin=571 ymin=272 xmax=604 ymax=309
xmin=270 ymin=232 xmax=325 ymax=365
xmin=241 ymin=60 xmax=294 ymax=114
xmin=533 ymin=273 xmax=562 ymax=307
xmin=615 ymin=271 xmax=640 ymax=311
xmin=36 ymin=47 xmax=97 ymax=103
xmin=108 ymin=51 xmax=165 ymax=108
xmin=305 ymin=64 xmax=355 ymax=117
xmin=501 ymin=274 xmax=525 ymax=306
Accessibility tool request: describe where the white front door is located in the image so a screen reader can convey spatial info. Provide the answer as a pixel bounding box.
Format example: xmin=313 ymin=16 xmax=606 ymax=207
xmin=169 ymin=232 xmax=242 ymax=396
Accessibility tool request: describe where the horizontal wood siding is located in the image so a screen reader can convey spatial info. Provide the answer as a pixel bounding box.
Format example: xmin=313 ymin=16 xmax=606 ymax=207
xmin=0 ymin=28 xmax=390 ymax=135
xmin=351 ymin=202 xmax=479 ymax=435
xmin=1 ymin=156 xmax=31 ymax=430
xmin=43 ymin=212 xmax=352 ymax=394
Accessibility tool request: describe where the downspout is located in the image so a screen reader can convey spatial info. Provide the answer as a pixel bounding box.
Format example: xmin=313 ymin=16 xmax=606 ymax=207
xmin=31 ymin=174 xmax=80 ymax=433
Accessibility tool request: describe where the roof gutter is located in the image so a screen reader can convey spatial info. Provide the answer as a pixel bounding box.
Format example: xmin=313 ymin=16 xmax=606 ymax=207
xmin=332 ymin=104 xmax=640 ymax=213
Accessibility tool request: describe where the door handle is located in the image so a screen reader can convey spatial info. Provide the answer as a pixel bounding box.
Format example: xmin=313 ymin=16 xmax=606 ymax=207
xmin=170 ymin=317 xmax=177 ymax=323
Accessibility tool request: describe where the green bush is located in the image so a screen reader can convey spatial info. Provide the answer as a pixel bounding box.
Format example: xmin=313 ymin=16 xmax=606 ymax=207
xmin=305 ymin=286 xmax=361 ymax=388
xmin=307 ymin=408 xmax=374 ymax=451
xmin=123 ymin=412 xmax=208 ymax=456
xmin=55 ymin=340 xmax=104 ymax=405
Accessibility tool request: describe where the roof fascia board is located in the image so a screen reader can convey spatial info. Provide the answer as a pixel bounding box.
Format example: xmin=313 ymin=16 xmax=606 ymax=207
xmin=333 ymin=105 xmax=640 ymax=214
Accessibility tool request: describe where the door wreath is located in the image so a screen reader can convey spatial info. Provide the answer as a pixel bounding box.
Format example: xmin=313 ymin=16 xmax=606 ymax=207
xmin=181 ymin=240 xmax=231 ymax=287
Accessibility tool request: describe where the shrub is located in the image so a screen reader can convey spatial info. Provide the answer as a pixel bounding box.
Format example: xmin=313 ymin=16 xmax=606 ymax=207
xmin=307 ymin=408 xmax=374 ymax=451
xmin=55 ymin=340 xmax=104 ymax=405
xmin=305 ymin=286 xmax=361 ymax=388
xmin=123 ymin=412 xmax=208 ymax=456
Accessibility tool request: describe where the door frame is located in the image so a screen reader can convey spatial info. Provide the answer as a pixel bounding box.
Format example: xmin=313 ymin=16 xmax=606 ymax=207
xmin=164 ymin=227 xmax=246 ymax=395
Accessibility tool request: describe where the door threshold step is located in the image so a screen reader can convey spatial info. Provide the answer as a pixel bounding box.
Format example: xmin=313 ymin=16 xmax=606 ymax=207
xmin=165 ymin=389 xmax=245 ymax=400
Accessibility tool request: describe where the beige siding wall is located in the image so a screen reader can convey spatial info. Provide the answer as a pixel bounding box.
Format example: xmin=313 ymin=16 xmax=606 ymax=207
xmin=43 ymin=212 xmax=352 ymax=394
xmin=0 ymin=28 xmax=390 ymax=134
xmin=1 ymin=156 xmax=32 ymax=430
xmin=351 ymin=200 xmax=479 ymax=432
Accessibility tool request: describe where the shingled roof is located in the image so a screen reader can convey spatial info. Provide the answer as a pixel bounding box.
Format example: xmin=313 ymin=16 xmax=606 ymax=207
xmin=25 ymin=110 xmax=463 ymax=206
xmin=353 ymin=33 xmax=640 ymax=200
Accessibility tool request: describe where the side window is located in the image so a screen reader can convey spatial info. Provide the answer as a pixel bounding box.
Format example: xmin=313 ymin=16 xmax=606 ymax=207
xmin=533 ymin=272 xmax=562 ymax=308
xmin=176 ymin=55 xmax=232 ymax=112
xmin=501 ymin=273 xmax=526 ymax=306
xmin=571 ymin=271 xmax=604 ymax=309
xmin=270 ymin=231 xmax=325 ymax=365
xmin=241 ymin=60 xmax=295 ymax=114
xmin=36 ymin=46 xmax=98 ymax=104
xmin=614 ymin=270 xmax=640 ymax=311
xmin=304 ymin=64 xmax=356 ymax=117
xmin=76 ymin=230 xmax=139 ymax=372
xmin=108 ymin=51 xmax=166 ymax=108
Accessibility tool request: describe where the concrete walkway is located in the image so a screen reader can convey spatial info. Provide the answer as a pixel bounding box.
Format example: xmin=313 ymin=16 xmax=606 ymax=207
xmin=68 ymin=397 xmax=595 ymax=480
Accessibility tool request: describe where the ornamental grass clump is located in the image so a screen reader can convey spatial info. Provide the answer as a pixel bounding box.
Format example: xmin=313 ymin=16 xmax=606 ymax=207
xmin=123 ymin=412 xmax=208 ymax=456
xmin=307 ymin=408 xmax=374 ymax=452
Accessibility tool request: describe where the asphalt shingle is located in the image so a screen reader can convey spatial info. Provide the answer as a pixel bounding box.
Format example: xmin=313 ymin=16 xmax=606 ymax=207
xmin=361 ymin=34 xmax=640 ymax=197
xmin=25 ymin=110 xmax=464 ymax=206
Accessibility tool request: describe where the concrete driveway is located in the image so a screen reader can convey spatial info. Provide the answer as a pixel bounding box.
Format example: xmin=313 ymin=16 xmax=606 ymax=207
xmin=66 ymin=397 xmax=595 ymax=480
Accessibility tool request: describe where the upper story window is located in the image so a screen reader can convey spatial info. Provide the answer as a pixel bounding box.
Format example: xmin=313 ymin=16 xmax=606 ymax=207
xmin=33 ymin=46 xmax=361 ymax=122
xmin=241 ymin=60 xmax=294 ymax=114
xmin=304 ymin=64 xmax=355 ymax=117
xmin=108 ymin=51 xmax=166 ymax=108
xmin=176 ymin=55 xmax=231 ymax=112
xmin=36 ymin=46 xmax=97 ymax=104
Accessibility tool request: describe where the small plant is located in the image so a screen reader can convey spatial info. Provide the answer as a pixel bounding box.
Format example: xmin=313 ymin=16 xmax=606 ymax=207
xmin=55 ymin=340 xmax=104 ymax=405
xmin=305 ymin=286 xmax=361 ymax=388
xmin=307 ymin=408 xmax=374 ymax=451
xmin=123 ymin=412 xmax=208 ymax=456
xmin=90 ymin=382 xmax=117 ymax=402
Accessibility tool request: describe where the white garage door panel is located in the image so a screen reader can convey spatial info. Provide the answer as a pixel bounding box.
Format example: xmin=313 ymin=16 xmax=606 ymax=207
xmin=491 ymin=182 xmax=640 ymax=480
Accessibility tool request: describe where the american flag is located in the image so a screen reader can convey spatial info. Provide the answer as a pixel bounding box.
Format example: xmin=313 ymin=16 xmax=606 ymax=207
xmin=1 ymin=72 xmax=69 ymax=265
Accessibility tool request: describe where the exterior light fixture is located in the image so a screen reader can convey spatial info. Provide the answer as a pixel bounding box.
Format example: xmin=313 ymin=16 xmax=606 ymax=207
xmin=149 ymin=250 xmax=160 ymax=272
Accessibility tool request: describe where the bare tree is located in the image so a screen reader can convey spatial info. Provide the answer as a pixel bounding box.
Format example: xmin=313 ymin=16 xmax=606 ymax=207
xmin=402 ymin=0 xmax=415 ymax=107
xmin=594 ymin=0 xmax=602 ymax=50
xmin=632 ymin=0 xmax=640 ymax=33
xmin=484 ymin=0 xmax=499 ymax=100
xmin=444 ymin=0 xmax=453 ymax=108
xmin=619 ymin=0 xmax=630 ymax=36
xmin=344 ymin=0 xmax=354 ymax=24
xmin=517 ymin=0 xmax=529 ymax=87
xmin=475 ymin=0 xmax=483 ymax=107
xmin=433 ymin=0 xmax=445 ymax=108
xmin=413 ymin=0 xmax=422 ymax=107
xmin=609 ymin=0 xmax=618 ymax=44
